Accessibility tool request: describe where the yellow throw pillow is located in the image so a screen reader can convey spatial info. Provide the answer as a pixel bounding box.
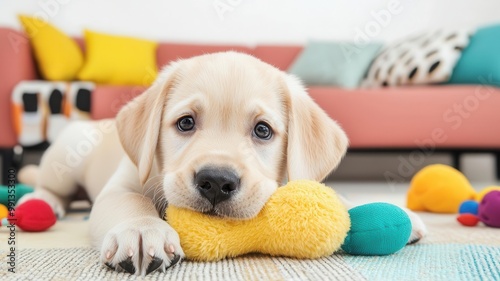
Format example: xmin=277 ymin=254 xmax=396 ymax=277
xmin=19 ymin=15 xmax=84 ymax=81
xmin=77 ymin=30 xmax=158 ymax=86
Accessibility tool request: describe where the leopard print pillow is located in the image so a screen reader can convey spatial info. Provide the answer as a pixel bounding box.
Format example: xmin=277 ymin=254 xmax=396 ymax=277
xmin=362 ymin=29 xmax=472 ymax=88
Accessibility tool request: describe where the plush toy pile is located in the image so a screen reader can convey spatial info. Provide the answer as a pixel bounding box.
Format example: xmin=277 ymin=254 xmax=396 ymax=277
xmin=406 ymin=164 xmax=500 ymax=229
xmin=167 ymin=180 xmax=412 ymax=261
xmin=457 ymin=190 xmax=500 ymax=227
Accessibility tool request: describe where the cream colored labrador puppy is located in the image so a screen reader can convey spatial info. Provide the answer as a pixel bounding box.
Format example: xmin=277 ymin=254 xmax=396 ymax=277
xmin=20 ymin=52 xmax=426 ymax=276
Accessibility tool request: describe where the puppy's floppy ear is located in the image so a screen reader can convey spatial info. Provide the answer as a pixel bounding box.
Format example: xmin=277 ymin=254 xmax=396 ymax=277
xmin=283 ymin=74 xmax=349 ymax=181
xmin=116 ymin=63 xmax=180 ymax=186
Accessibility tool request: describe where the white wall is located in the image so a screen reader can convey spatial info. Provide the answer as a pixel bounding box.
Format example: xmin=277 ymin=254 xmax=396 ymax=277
xmin=1 ymin=0 xmax=500 ymax=45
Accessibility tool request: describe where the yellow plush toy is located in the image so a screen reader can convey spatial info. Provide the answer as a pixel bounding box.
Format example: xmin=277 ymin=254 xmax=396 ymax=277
xmin=476 ymin=186 xmax=500 ymax=202
xmin=166 ymin=180 xmax=350 ymax=261
xmin=407 ymin=164 xmax=476 ymax=213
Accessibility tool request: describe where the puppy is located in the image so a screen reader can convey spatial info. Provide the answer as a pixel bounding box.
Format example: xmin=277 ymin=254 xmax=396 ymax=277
xmin=20 ymin=52 xmax=426 ymax=276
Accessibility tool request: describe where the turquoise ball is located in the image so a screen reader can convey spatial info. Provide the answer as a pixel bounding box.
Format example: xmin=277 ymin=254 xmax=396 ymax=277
xmin=0 ymin=184 xmax=35 ymax=205
xmin=341 ymin=203 xmax=412 ymax=255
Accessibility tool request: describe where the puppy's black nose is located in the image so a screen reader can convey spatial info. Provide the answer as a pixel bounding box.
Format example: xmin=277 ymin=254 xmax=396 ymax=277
xmin=195 ymin=167 xmax=240 ymax=206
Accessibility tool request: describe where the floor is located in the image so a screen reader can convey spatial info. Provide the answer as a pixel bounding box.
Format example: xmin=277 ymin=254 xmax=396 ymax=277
xmin=2 ymin=181 xmax=499 ymax=250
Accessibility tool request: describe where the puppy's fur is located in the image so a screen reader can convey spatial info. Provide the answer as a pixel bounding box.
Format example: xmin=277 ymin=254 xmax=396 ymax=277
xmin=20 ymin=52 xmax=426 ymax=276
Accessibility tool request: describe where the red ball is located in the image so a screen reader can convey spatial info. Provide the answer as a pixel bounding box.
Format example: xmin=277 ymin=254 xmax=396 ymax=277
xmin=457 ymin=213 xmax=480 ymax=227
xmin=8 ymin=199 xmax=56 ymax=232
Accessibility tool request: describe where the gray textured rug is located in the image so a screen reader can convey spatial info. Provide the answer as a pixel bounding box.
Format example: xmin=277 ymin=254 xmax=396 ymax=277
xmin=0 ymin=248 xmax=366 ymax=281
xmin=2 ymin=239 xmax=500 ymax=280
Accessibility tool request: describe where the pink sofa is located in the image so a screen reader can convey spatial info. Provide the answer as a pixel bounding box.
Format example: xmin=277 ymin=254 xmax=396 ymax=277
xmin=2 ymin=27 xmax=500 ymax=183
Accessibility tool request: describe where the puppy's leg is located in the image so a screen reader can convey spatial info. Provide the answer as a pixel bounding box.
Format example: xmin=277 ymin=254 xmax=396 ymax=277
xmin=338 ymin=195 xmax=427 ymax=244
xmin=17 ymin=124 xmax=85 ymax=217
xmin=89 ymin=157 xmax=184 ymax=276
xmin=401 ymin=207 xmax=428 ymax=244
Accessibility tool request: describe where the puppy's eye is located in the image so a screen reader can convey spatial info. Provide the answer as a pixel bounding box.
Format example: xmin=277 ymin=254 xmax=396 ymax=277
xmin=253 ymin=122 xmax=272 ymax=140
xmin=177 ymin=116 xmax=195 ymax=132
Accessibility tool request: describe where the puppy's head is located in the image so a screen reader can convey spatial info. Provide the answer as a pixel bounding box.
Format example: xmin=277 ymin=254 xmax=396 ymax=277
xmin=117 ymin=52 xmax=348 ymax=219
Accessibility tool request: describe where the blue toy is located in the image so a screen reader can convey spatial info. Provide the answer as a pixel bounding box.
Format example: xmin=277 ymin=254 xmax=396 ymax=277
xmin=459 ymin=200 xmax=479 ymax=215
xmin=341 ymin=203 xmax=412 ymax=256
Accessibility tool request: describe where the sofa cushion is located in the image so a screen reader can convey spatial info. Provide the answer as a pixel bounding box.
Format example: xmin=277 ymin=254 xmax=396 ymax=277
xmin=363 ymin=29 xmax=470 ymax=87
xmin=289 ymin=41 xmax=382 ymax=88
xmin=449 ymin=24 xmax=500 ymax=86
xmin=254 ymin=45 xmax=303 ymax=70
xmin=157 ymin=43 xmax=253 ymax=67
xmin=18 ymin=15 xmax=84 ymax=81
xmin=78 ymin=30 xmax=158 ymax=86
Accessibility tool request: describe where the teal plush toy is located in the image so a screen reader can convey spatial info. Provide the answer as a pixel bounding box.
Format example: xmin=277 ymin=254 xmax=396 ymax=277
xmin=0 ymin=184 xmax=34 ymax=205
xmin=342 ymin=203 xmax=412 ymax=255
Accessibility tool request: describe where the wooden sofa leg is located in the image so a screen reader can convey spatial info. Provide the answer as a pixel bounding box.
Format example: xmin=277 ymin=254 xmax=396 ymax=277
xmin=1 ymin=147 xmax=14 ymax=185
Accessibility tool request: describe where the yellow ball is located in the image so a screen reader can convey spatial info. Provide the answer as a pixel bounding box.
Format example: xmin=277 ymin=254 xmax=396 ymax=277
xmin=407 ymin=164 xmax=476 ymax=213
xmin=0 ymin=204 xmax=8 ymax=218
xmin=476 ymin=186 xmax=500 ymax=202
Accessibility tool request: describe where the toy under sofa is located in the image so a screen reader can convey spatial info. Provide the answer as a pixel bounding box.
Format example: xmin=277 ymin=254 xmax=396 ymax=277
xmin=2 ymin=26 xmax=500 ymax=184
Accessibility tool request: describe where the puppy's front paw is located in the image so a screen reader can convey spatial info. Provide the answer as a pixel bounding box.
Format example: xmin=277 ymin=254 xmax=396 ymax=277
xmin=402 ymin=208 xmax=428 ymax=244
xmin=100 ymin=217 xmax=184 ymax=276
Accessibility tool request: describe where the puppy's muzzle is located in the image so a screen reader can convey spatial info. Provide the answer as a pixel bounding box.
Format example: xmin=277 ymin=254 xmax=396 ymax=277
xmin=195 ymin=167 xmax=240 ymax=206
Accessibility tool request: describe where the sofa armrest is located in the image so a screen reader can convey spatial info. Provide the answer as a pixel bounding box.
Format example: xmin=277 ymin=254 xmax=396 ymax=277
xmin=0 ymin=28 xmax=37 ymax=148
